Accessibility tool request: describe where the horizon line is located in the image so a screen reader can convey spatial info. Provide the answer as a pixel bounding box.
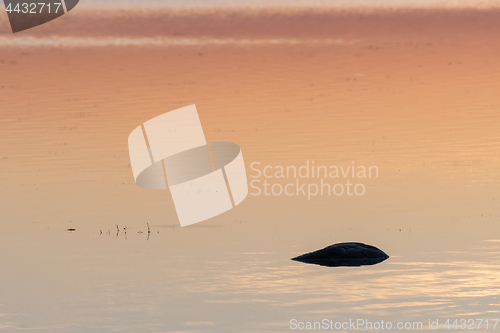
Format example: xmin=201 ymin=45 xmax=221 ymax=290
xmin=72 ymin=0 xmax=500 ymax=10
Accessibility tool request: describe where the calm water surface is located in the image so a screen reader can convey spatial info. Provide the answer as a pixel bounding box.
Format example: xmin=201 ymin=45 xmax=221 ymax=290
xmin=1 ymin=9 xmax=500 ymax=332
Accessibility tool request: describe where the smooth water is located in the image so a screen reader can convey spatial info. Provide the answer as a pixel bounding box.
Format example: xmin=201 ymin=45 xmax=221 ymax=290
xmin=1 ymin=8 xmax=500 ymax=332
xmin=77 ymin=0 xmax=500 ymax=9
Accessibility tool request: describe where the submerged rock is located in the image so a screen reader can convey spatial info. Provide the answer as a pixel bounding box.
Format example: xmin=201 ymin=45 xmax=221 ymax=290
xmin=291 ymin=242 xmax=389 ymax=267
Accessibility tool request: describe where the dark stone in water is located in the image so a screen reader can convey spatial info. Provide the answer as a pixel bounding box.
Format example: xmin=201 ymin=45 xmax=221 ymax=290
xmin=291 ymin=242 xmax=389 ymax=267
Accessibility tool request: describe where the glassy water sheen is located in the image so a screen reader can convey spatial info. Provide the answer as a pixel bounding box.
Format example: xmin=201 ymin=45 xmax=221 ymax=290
xmin=1 ymin=8 xmax=500 ymax=332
